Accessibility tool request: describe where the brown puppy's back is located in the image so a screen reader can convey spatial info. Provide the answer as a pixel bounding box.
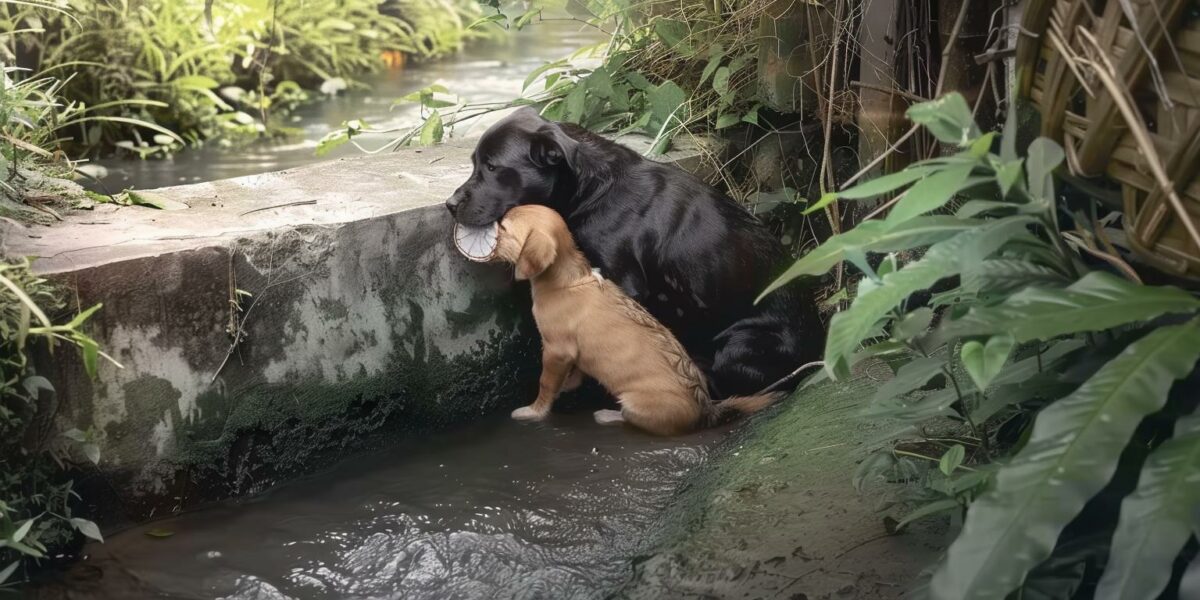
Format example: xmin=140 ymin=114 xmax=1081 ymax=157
xmin=500 ymin=205 xmax=781 ymax=436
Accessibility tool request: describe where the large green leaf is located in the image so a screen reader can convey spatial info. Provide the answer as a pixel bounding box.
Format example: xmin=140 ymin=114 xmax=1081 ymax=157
xmin=870 ymin=353 xmax=946 ymax=405
xmin=1095 ymin=410 xmax=1200 ymax=600
xmin=930 ymin=318 xmax=1200 ymax=600
xmin=876 ymin=339 xmax=1084 ymax=422
xmin=884 ymin=164 xmax=980 ymax=226
xmin=653 ymin=18 xmax=695 ymax=56
xmin=804 ymin=166 xmax=938 ymax=215
xmin=824 ymin=217 xmax=1033 ymax=378
xmin=906 ymin=93 xmax=980 ymax=146
xmin=1182 ymin=552 xmax=1200 ymax=599
xmin=646 ymin=80 xmax=686 ymax=132
xmin=946 ymin=271 xmax=1200 ymax=343
xmin=758 ymin=216 xmax=982 ymax=301
xmin=961 ymin=259 xmax=1069 ymax=296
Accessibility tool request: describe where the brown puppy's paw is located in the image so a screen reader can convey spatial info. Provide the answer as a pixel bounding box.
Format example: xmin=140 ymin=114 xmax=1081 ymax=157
xmin=593 ymin=409 xmax=626 ymax=426
xmin=511 ymin=405 xmax=547 ymax=421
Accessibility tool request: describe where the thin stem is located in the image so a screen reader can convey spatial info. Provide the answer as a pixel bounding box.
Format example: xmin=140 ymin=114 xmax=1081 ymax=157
xmin=893 ymin=449 xmax=980 ymax=472
xmin=943 ymin=365 xmax=990 ymax=456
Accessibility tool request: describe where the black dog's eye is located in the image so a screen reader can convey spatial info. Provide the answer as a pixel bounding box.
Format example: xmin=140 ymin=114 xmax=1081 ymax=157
xmin=485 ymin=163 xmax=497 ymax=172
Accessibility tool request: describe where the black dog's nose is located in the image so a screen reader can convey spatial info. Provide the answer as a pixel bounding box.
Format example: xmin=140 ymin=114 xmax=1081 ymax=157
xmin=446 ymin=194 xmax=460 ymax=216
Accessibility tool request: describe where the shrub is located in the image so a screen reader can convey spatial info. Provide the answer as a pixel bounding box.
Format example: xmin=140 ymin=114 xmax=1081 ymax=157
xmin=762 ymin=93 xmax=1200 ymax=598
xmin=1 ymin=0 xmax=485 ymax=156
xmin=0 ymin=259 xmax=116 ymax=588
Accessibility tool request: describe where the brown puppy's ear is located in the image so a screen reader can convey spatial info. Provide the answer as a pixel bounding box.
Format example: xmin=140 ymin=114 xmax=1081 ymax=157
xmin=515 ymin=229 xmax=557 ymax=280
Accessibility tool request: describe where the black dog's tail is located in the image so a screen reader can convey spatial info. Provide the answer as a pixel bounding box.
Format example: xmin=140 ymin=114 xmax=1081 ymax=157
xmin=703 ymin=392 xmax=787 ymax=427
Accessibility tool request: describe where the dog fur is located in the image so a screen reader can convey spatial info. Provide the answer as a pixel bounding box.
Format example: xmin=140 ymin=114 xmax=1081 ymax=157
xmin=493 ymin=205 xmax=782 ymax=436
xmin=446 ymin=107 xmax=822 ymax=397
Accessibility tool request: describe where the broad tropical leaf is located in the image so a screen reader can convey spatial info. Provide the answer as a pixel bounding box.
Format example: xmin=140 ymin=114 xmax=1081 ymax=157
xmin=907 ymin=93 xmax=980 ymax=146
xmin=758 ymin=216 xmax=981 ymax=301
xmin=877 ymin=340 xmax=1084 ymax=422
xmin=884 ymin=166 xmax=981 ymax=225
xmin=824 ymin=217 xmax=1032 ymax=378
xmin=804 ymin=166 xmax=938 ymax=215
xmin=70 ymin=518 xmax=103 ymax=543
xmin=946 ymin=271 xmax=1200 ymax=343
xmin=870 ymin=353 xmax=946 ymax=405
xmin=1095 ymin=410 xmax=1200 ymax=600
xmin=961 ymin=259 xmax=1069 ymax=296
xmin=1181 ymin=552 xmax=1200 ymax=600
xmin=930 ymin=318 xmax=1200 ymax=600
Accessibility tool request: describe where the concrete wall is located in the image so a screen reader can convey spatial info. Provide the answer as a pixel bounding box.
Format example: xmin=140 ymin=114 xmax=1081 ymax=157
xmin=3 ymin=136 xmax=705 ymax=523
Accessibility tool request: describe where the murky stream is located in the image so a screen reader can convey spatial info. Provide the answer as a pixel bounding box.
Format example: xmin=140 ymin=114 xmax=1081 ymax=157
xmin=42 ymin=414 xmax=725 ymax=599
xmin=89 ymin=19 xmax=604 ymax=192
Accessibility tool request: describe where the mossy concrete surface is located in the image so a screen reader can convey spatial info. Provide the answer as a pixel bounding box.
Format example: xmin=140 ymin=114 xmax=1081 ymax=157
xmin=1 ymin=135 xmax=707 ymax=526
xmin=616 ymin=371 xmax=948 ymax=599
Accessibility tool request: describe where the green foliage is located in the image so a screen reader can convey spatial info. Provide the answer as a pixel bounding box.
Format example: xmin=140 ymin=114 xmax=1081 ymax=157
xmin=1095 ymin=411 xmax=1200 ymax=599
xmin=764 ymin=93 xmax=1200 ymax=599
xmin=388 ymin=0 xmax=788 ymax=181
xmin=934 ymin=319 xmax=1200 ymax=598
xmin=1 ymin=0 xmax=484 ymax=155
xmin=0 ymin=259 xmax=117 ymax=588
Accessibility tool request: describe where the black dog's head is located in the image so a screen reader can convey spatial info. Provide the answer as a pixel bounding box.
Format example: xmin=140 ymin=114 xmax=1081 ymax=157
xmin=446 ymin=107 xmax=579 ymax=226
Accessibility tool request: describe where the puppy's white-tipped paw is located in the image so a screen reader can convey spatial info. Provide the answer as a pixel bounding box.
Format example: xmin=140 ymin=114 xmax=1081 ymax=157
xmin=593 ymin=409 xmax=625 ymax=426
xmin=511 ymin=406 xmax=546 ymax=421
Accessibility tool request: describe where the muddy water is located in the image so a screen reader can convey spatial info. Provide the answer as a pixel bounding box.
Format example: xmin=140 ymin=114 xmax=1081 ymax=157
xmin=47 ymin=414 xmax=725 ymax=599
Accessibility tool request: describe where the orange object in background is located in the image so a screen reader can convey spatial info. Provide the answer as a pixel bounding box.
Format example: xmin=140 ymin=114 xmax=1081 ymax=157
xmin=381 ymin=50 xmax=407 ymax=70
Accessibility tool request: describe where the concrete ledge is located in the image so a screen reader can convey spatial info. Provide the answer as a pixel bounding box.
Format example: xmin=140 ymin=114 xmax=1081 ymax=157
xmin=3 ymin=135 xmax=708 ymax=523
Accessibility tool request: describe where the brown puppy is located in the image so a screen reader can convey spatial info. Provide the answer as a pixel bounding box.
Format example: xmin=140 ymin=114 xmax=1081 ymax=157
xmin=493 ymin=205 xmax=783 ymax=436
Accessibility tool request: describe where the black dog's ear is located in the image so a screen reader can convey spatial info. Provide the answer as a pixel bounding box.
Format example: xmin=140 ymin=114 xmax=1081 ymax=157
xmin=528 ymin=122 xmax=578 ymax=169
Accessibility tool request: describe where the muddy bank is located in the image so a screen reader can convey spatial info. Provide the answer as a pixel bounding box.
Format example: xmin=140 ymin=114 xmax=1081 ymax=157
xmin=616 ymin=371 xmax=948 ymax=599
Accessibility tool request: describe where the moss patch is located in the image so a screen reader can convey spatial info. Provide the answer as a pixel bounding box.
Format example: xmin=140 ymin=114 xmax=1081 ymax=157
xmin=614 ymin=372 xmax=948 ymax=599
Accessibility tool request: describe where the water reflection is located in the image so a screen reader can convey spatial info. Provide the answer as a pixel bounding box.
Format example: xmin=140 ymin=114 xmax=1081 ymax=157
xmin=47 ymin=415 xmax=723 ymax=600
xmin=90 ymin=20 xmax=604 ymax=192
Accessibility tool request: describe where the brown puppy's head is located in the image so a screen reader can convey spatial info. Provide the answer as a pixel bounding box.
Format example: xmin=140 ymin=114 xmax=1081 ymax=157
xmin=495 ymin=205 xmax=572 ymax=281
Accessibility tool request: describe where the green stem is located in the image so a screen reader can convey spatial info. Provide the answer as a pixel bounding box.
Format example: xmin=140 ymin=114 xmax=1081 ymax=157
xmin=893 ymin=449 xmax=979 ymax=472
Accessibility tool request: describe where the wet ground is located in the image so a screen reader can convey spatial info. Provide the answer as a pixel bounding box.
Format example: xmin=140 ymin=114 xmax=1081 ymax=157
xmin=36 ymin=412 xmax=727 ymax=599
xmin=88 ymin=18 xmax=604 ymax=191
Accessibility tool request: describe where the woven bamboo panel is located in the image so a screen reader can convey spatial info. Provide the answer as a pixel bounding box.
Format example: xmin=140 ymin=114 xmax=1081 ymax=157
xmin=1016 ymin=0 xmax=1200 ymax=278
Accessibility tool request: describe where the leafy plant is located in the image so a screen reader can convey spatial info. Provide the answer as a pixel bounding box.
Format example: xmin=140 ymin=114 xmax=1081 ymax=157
xmin=762 ymin=93 xmax=1200 ymax=599
xmin=1 ymin=0 xmax=485 ymax=155
xmin=0 ymin=259 xmax=119 ymax=588
xmin=377 ymin=0 xmax=821 ymax=184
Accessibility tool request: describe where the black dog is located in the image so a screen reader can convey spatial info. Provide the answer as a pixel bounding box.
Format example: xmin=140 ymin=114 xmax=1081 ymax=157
xmin=447 ymin=107 xmax=821 ymax=396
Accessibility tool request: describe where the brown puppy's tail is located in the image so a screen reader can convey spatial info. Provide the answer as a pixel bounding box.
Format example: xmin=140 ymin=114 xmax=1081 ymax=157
xmin=704 ymin=391 xmax=787 ymax=427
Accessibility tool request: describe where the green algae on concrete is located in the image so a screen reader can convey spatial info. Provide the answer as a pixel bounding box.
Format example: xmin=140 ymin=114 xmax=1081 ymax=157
xmin=36 ymin=204 xmax=540 ymax=523
xmin=8 ymin=136 xmax=708 ymax=527
xmin=616 ymin=371 xmax=949 ymax=599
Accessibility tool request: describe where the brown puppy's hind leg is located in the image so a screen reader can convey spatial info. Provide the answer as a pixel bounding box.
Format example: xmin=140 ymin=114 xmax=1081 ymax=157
xmin=610 ymin=393 xmax=698 ymax=436
xmin=560 ymin=367 xmax=584 ymax=392
xmin=512 ymin=350 xmax=574 ymax=421
xmin=593 ymin=409 xmax=625 ymax=426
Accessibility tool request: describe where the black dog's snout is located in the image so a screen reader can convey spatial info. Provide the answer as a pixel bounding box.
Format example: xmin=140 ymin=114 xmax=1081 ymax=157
xmin=446 ymin=191 xmax=463 ymax=216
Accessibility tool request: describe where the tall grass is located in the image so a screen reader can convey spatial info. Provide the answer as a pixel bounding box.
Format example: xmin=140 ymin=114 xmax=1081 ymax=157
xmin=1 ymin=0 xmax=486 ymax=156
